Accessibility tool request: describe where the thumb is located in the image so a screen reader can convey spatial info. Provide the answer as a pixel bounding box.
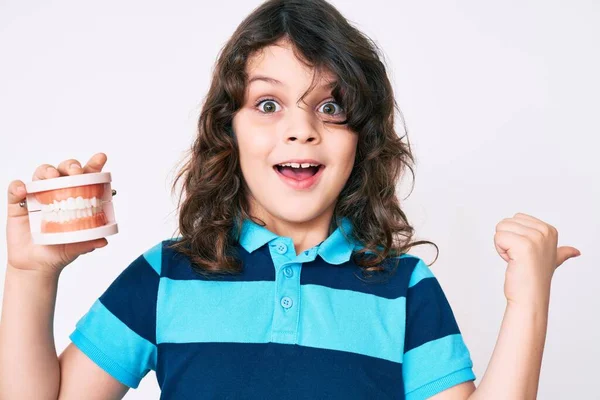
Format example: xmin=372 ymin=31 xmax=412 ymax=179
xmin=556 ymin=246 xmax=581 ymax=268
xmin=63 ymin=238 xmax=108 ymax=259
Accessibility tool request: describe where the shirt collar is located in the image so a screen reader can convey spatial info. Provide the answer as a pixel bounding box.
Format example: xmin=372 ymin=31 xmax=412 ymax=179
xmin=238 ymin=216 xmax=357 ymax=265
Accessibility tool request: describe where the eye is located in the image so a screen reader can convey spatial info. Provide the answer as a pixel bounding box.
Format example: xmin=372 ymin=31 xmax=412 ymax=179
xmin=253 ymin=97 xmax=345 ymax=117
xmin=318 ymin=101 xmax=344 ymax=116
xmin=255 ymin=98 xmax=281 ymax=114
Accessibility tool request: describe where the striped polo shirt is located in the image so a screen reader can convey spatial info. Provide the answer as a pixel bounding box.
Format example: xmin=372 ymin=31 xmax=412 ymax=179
xmin=69 ymin=216 xmax=476 ymax=399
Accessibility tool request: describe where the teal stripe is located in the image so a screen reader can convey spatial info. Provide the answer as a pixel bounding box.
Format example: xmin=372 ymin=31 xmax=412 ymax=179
xmin=68 ymin=299 xmax=156 ymax=388
xmin=156 ymin=279 xmax=274 ymax=343
xmin=406 ymin=367 xmax=475 ymax=400
xmin=298 ymin=284 xmax=406 ymax=363
xmin=408 ymin=258 xmax=434 ymax=288
xmin=403 ymin=333 xmax=475 ymax=394
xmin=142 ymin=241 xmax=162 ymax=275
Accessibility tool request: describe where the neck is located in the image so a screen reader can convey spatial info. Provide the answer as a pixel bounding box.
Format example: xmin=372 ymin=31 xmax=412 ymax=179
xmin=248 ymin=198 xmax=335 ymax=256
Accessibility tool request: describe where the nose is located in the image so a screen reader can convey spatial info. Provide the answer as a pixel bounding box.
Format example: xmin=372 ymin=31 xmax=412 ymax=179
xmin=284 ymin=107 xmax=322 ymax=144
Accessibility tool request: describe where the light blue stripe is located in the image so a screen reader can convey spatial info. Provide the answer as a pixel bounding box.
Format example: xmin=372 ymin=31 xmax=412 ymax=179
xmin=156 ymin=279 xmax=274 ymax=343
xmin=406 ymin=367 xmax=475 ymax=400
xmin=298 ymin=284 xmax=406 ymax=363
xmin=142 ymin=241 xmax=162 ymax=275
xmin=403 ymin=333 xmax=475 ymax=394
xmin=68 ymin=299 xmax=157 ymax=388
xmin=408 ymin=258 xmax=434 ymax=288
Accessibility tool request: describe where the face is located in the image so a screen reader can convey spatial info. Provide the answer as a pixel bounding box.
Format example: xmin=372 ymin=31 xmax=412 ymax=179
xmin=231 ymin=39 xmax=358 ymax=227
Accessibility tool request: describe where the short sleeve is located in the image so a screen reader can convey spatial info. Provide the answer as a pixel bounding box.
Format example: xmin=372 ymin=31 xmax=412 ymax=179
xmin=68 ymin=241 xmax=163 ymax=388
xmin=402 ymin=258 xmax=476 ymax=399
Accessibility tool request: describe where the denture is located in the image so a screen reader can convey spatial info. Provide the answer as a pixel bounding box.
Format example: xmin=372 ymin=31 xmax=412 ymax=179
xmin=24 ymin=172 xmax=118 ymax=245
xmin=35 ymin=184 xmax=108 ymax=233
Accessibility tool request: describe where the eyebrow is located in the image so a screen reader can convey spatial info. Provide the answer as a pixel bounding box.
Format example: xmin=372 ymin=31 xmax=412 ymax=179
xmin=248 ymin=75 xmax=338 ymax=90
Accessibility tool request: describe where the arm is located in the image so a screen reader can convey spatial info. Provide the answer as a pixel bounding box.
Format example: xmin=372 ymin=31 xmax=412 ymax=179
xmin=0 ymin=265 xmax=129 ymax=400
xmin=467 ymin=298 xmax=549 ymax=400
xmin=0 ymin=265 xmax=61 ymax=400
xmin=430 ymin=297 xmax=549 ymax=400
xmin=433 ymin=212 xmax=580 ymax=400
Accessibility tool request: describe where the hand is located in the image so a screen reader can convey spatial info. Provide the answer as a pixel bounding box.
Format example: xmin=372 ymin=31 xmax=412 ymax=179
xmin=494 ymin=212 xmax=581 ymax=308
xmin=6 ymin=153 xmax=110 ymax=276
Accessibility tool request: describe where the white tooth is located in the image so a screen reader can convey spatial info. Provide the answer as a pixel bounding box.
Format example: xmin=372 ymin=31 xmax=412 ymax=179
xmin=67 ymin=197 xmax=75 ymax=210
xmin=300 ymin=163 xmax=310 ymax=168
xmin=75 ymin=196 xmax=85 ymax=209
xmin=84 ymin=198 xmax=91 ymax=208
xmin=76 ymin=209 xmax=81 ymax=219
xmin=86 ymin=207 xmax=93 ymax=217
xmin=59 ymin=199 xmax=66 ymax=211
xmin=91 ymin=197 xmax=97 ymax=207
xmin=291 ymin=163 xmax=300 ymax=168
xmin=58 ymin=212 xmax=64 ymax=223
xmin=70 ymin=210 xmax=77 ymax=221
xmin=54 ymin=199 xmax=60 ymax=210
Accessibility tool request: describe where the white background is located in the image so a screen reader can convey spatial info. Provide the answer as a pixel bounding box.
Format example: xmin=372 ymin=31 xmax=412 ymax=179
xmin=1 ymin=0 xmax=598 ymax=398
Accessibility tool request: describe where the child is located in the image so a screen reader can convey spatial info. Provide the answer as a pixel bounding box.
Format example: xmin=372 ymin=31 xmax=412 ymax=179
xmin=1 ymin=0 xmax=580 ymax=399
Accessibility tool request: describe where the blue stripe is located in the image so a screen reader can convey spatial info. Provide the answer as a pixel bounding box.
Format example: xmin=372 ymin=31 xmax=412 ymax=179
xmin=301 ymin=254 xmax=417 ymax=300
xmin=403 ymin=333 xmax=475 ymax=395
xmin=408 ymin=258 xmax=434 ymax=288
xmin=156 ymin=277 xmax=407 ymax=363
xmin=406 ymin=367 xmax=475 ymax=400
xmin=161 ymin=242 xmax=276 ymax=281
xmin=156 ymin=279 xmax=274 ymax=343
xmin=404 ymin=270 xmax=460 ymax=353
xmin=156 ymin=341 xmax=404 ymax=399
xmin=99 ymin=253 xmax=159 ymax=344
xmin=142 ymin=241 xmax=162 ymax=275
xmin=69 ymin=299 xmax=157 ymax=388
xmin=299 ymin=284 xmax=405 ymax=363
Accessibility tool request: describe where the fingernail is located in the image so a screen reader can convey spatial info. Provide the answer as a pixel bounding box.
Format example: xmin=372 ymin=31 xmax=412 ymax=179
xmin=17 ymin=186 xmax=26 ymax=194
xmin=70 ymin=163 xmax=79 ymax=170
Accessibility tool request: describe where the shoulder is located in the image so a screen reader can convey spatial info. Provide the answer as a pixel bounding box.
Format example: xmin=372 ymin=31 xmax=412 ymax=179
xmin=134 ymin=237 xmax=184 ymax=278
xmin=377 ymin=252 xmax=434 ymax=288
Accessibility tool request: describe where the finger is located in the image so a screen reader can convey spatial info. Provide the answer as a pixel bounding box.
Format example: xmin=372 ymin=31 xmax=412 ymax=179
xmin=82 ymin=153 xmax=107 ymax=174
xmin=494 ymin=230 xmax=522 ymax=262
xmin=513 ymin=213 xmax=556 ymax=236
xmin=57 ymin=159 xmax=84 ymax=176
xmin=506 ymin=217 xmax=545 ymax=235
xmin=496 ymin=219 xmax=533 ymax=237
xmin=32 ymin=164 xmax=60 ymax=181
xmin=7 ymin=180 xmax=29 ymax=217
xmin=513 ymin=212 xmax=544 ymax=224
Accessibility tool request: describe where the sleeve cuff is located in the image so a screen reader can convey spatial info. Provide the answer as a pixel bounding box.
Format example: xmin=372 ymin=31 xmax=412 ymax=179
xmin=405 ymin=367 xmax=476 ymax=400
xmin=69 ymin=328 xmax=144 ymax=388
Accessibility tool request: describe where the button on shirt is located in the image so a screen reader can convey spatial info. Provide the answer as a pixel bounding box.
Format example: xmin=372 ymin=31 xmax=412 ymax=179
xmin=69 ymin=217 xmax=476 ymax=399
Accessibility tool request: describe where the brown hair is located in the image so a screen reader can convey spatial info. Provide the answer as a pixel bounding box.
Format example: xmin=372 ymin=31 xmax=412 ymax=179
xmin=167 ymin=0 xmax=438 ymax=278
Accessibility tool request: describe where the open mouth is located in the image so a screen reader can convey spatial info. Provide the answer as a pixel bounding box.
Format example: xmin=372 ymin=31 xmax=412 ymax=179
xmin=273 ymin=163 xmax=324 ymax=181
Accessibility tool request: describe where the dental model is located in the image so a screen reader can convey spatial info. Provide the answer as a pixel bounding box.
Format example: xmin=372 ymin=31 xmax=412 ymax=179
xmin=24 ymin=172 xmax=118 ymax=245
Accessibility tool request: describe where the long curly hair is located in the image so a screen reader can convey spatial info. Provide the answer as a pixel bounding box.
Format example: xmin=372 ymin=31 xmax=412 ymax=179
xmin=167 ymin=0 xmax=438 ymax=278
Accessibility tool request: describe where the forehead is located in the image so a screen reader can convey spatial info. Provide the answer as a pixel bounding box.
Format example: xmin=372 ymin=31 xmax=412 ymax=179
xmin=245 ymin=42 xmax=336 ymax=89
